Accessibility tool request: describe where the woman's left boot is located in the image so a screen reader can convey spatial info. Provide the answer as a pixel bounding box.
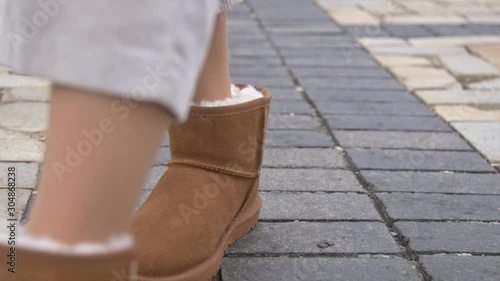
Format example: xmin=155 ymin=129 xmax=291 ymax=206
xmin=131 ymin=84 xmax=271 ymax=281
xmin=0 ymin=234 xmax=137 ymax=281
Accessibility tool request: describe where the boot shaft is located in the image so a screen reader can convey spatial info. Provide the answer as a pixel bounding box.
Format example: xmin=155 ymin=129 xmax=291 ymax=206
xmin=169 ymin=85 xmax=271 ymax=177
xmin=0 ymin=244 xmax=136 ymax=281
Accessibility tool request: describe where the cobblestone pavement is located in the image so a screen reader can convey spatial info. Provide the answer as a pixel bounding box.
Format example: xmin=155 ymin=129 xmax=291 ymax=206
xmin=1 ymin=0 xmax=500 ymax=280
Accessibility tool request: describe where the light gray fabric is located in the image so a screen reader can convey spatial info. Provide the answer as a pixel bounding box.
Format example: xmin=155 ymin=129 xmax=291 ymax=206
xmin=0 ymin=0 xmax=219 ymax=121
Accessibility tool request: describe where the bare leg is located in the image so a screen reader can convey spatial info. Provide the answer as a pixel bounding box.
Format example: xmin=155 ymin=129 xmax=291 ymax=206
xmin=192 ymin=12 xmax=232 ymax=103
xmin=26 ymin=85 xmax=173 ymax=244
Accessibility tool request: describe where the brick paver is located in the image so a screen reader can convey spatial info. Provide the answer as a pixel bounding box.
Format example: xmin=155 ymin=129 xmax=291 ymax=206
xmin=1 ymin=0 xmax=500 ymax=280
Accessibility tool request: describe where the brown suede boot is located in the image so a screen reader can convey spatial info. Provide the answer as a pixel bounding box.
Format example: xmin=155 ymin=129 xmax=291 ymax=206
xmin=0 ymin=242 xmax=136 ymax=281
xmin=131 ymin=85 xmax=271 ymax=281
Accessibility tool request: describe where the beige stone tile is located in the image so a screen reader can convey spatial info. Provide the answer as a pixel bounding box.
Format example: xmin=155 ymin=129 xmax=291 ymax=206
xmin=389 ymin=66 xmax=461 ymax=90
xmin=438 ymin=0 xmax=477 ymax=3
xmin=384 ymin=15 xmax=466 ymax=25
xmin=453 ymin=122 xmax=500 ymax=163
xmin=360 ymin=0 xmax=411 ymax=16
xmin=0 ymin=65 xmax=9 ymax=75
xmin=0 ymin=128 xmax=30 ymax=139
xmin=329 ymin=8 xmax=380 ymax=25
xmin=404 ymin=77 xmax=462 ymax=91
xmin=409 ymin=36 xmax=500 ymax=47
xmin=439 ymin=54 xmax=499 ymax=77
xmin=0 ymin=189 xmax=31 ymax=221
xmin=0 ymin=139 xmax=45 ymax=162
xmin=389 ymin=66 xmax=454 ymax=79
xmin=415 ymin=90 xmax=500 ymax=105
xmin=1 ymin=87 xmax=52 ymax=103
xmin=468 ymin=78 xmax=500 ymax=89
xmin=468 ymin=44 xmax=500 ymax=66
xmin=0 ymin=75 xmax=50 ymax=88
xmin=374 ymin=55 xmax=432 ymax=67
xmin=451 ymin=6 xmax=495 ymax=15
xmin=467 ymin=15 xmax=500 ymax=23
xmin=357 ymin=37 xmax=409 ymax=48
xmin=368 ymin=45 xmax=467 ymax=56
xmin=0 ymin=103 xmax=49 ymax=133
xmin=401 ymin=0 xmax=451 ymax=14
xmin=316 ymin=0 xmax=358 ymax=10
xmin=434 ymin=105 xmax=500 ymax=121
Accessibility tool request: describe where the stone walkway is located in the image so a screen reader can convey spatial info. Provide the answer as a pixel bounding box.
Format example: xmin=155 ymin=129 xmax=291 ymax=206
xmin=1 ymin=0 xmax=500 ymax=280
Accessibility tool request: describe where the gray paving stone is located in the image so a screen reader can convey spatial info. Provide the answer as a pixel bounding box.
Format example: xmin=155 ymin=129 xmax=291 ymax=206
xmin=266 ymin=88 xmax=303 ymax=100
xmin=0 ymin=138 xmax=45 ymax=162
xmin=279 ymin=49 xmax=372 ymax=59
xmin=253 ymin=1 xmax=330 ymax=20
xmin=0 ymin=162 xmax=38 ymax=189
xmin=137 ymin=189 xmax=152 ymax=208
xmin=268 ymin=114 xmax=321 ymax=130
xmin=228 ymin=222 xmax=400 ymax=254
xmin=231 ymin=76 xmax=296 ymax=88
xmin=285 ymin=57 xmax=379 ymax=67
xmin=453 ymin=122 xmax=500 ymax=165
xmin=260 ymin=18 xmax=335 ymax=26
xmin=292 ymin=67 xmax=392 ymax=79
xmin=260 ymin=168 xmax=363 ymax=192
xmin=228 ymin=27 xmax=265 ymax=35
xmin=301 ymin=78 xmax=405 ymax=91
xmin=271 ymin=100 xmax=313 ymax=115
xmin=295 ymin=51 xmax=375 ymax=62
xmin=469 ymin=24 xmax=500 ymax=35
xmin=222 ymin=257 xmax=421 ymax=281
xmin=361 ymin=171 xmax=500 ymax=194
xmin=161 ymin=133 xmax=169 ymax=147
xmin=260 ymin=192 xmax=380 ymax=220
xmin=229 ymin=67 xmax=289 ymax=78
xmin=229 ymin=47 xmax=277 ymax=57
xmin=347 ymin=148 xmax=495 ymax=172
xmin=266 ymin=23 xmax=343 ymax=34
xmin=384 ymin=24 xmax=434 ymax=38
xmin=154 ymin=147 xmax=170 ymax=166
xmin=266 ymin=131 xmax=332 ymax=147
xmin=0 ymin=189 xmax=31 ymax=221
xmin=278 ymin=44 xmax=363 ymax=52
xmin=0 ymin=103 xmax=49 ymax=134
xmin=335 ymin=131 xmax=472 ymax=150
xmin=228 ymin=33 xmax=265 ymax=41
xmin=230 ymin=57 xmax=282 ymax=66
xmin=19 ymin=192 xmax=34 ymax=222
xmin=316 ymin=102 xmax=433 ymax=116
xmin=421 ymin=255 xmax=500 ymax=281
xmin=263 ymin=18 xmax=337 ymax=25
xmin=326 ymin=115 xmax=452 ymax=131
xmin=143 ymin=166 xmax=167 ymax=190
xmin=344 ymin=25 xmax=391 ymax=37
xmin=263 ymin=148 xmax=347 ymax=168
xmin=396 ymin=222 xmax=500 ymax=253
xmin=306 ymin=89 xmax=419 ymax=103
xmin=427 ymin=25 xmax=474 ymax=36
xmin=379 ymin=193 xmax=500 ymax=221
xmin=270 ymin=35 xmax=356 ymax=48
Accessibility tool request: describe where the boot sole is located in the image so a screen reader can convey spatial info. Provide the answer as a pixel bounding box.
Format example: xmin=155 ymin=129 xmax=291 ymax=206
xmin=138 ymin=195 xmax=262 ymax=281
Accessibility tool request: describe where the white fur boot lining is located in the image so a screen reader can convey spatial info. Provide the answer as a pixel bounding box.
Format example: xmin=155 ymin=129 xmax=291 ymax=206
xmin=0 ymin=228 xmax=133 ymax=255
xmin=195 ymin=84 xmax=263 ymax=107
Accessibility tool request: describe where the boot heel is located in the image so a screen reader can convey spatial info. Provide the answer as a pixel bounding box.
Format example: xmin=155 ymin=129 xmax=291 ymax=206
xmin=229 ymin=195 xmax=262 ymax=245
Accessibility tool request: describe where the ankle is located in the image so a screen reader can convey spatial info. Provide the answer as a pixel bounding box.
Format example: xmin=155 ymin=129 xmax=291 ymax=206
xmin=192 ymin=81 xmax=232 ymax=103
